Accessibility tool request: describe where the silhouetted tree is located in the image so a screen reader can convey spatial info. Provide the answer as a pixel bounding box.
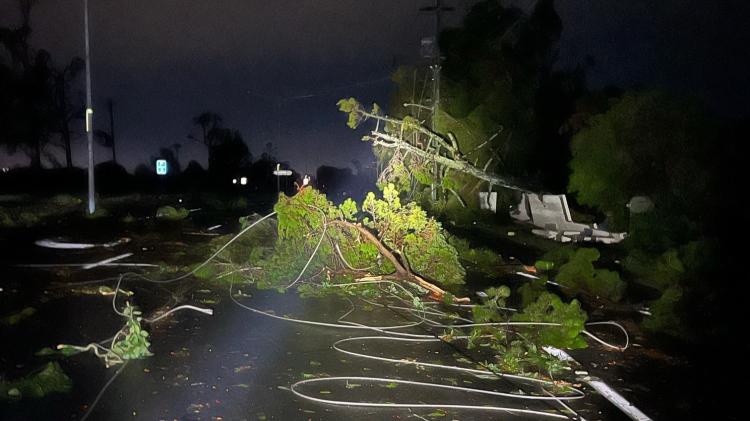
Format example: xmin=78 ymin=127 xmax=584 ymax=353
xmin=52 ymin=57 xmax=84 ymax=168
xmin=0 ymin=0 xmax=66 ymax=169
xmin=180 ymin=160 xmax=208 ymax=191
xmin=190 ymin=111 xmax=223 ymax=169
xmin=366 ymin=0 xmax=568 ymax=213
xmin=95 ymin=99 xmax=117 ymax=163
xmin=209 ymin=128 xmax=252 ymax=181
xmin=316 ymin=165 xmax=354 ymax=201
xmin=568 ymin=91 xmax=716 ymax=239
xmin=172 ymin=142 xmax=181 ymax=163
xmin=261 ymin=141 xmax=277 ymax=161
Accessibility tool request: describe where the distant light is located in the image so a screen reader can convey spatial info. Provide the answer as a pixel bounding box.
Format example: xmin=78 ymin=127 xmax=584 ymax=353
xmin=232 ymin=178 xmax=237 ymax=185
xmin=178 ymin=198 xmax=183 ymax=203
xmin=1 ymin=167 xmax=8 ymax=173
xmin=156 ymin=159 xmax=169 ymax=175
xmin=303 ymin=175 xmax=310 ymax=186
xmin=240 ymin=177 xmax=247 ymax=185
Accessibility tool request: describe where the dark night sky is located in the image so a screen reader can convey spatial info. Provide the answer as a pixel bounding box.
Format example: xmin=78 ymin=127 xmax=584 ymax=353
xmin=1 ymin=0 xmax=749 ymax=172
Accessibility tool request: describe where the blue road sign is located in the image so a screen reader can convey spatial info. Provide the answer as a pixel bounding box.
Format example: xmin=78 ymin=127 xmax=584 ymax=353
xmin=156 ymin=159 xmax=169 ymax=175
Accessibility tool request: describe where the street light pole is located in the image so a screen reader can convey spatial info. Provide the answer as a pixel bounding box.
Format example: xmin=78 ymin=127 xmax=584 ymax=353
xmin=84 ymin=0 xmax=96 ymax=214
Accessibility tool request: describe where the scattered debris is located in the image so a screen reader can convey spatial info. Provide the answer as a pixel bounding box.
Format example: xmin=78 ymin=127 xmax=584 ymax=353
xmin=1 ymin=306 xmax=36 ymax=326
xmin=511 ymin=193 xmax=626 ymax=244
xmin=15 ymin=262 xmax=158 ymax=269
xmin=545 ymin=347 xmax=652 ymax=421
xmin=34 ymin=237 xmax=131 ymax=249
xmin=155 ymin=206 xmax=190 ymax=221
xmin=82 ymin=253 xmax=134 ymax=270
xmin=0 ymin=362 xmax=72 ymax=400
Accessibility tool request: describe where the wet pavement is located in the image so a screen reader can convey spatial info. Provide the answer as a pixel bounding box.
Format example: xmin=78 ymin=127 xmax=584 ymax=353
xmin=0 ymin=209 xmax=663 ymax=421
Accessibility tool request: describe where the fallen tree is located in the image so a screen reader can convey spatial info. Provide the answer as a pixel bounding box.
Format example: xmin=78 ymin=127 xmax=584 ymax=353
xmin=195 ymin=186 xmax=614 ymax=378
xmin=199 ymin=185 xmax=470 ymax=302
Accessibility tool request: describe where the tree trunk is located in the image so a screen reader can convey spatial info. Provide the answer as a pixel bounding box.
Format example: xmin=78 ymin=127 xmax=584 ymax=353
xmin=62 ymin=124 xmax=72 ymax=168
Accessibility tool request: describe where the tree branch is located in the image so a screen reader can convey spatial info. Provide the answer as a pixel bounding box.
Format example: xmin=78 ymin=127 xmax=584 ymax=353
xmin=329 ymin=220 xmax=469 ymax=303
xmin=368 ymin=130 xmax=525 ymax=192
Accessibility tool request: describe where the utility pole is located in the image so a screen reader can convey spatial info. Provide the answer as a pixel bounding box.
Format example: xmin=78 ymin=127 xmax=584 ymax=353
xmin=419 ymin=0 xmax=453 ymax=201
xmin=84 ymin=0 xmax=96 ymax=214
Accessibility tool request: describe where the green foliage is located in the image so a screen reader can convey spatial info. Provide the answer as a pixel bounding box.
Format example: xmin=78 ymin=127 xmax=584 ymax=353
xmin=338 ymin=198 xmax=358 ymax=221
xmin=57 ymin=302 xmax=152 ymax=367
xmin=363 ymin=184 xmax=465 ymax=285
xmin=534 ymin=260 xmax=555 ymax=271
xmin=568 ymin=91 xmax=716 ymax=231
xmin=623 ymin=240 xmax=718 ymax=340
xmin=84 ymin=207 xmax=110 ymax=219
xmin=201 ymin=194 xmax=249 ymax=212
xmin=455 ymin=287 xmax=585 ymax=377
xmin=641 ymin=286 xmax=687 ymax=338
xmin=197 ymin=186 xmax=464 ymax=290
xmin=0 ymin=196 xmax=86 ymax=227
xmin=193 ymin=215 xmax=278 ymax=283
xmin=276 ymin=188 xmax=334 ymax=240
xmin=448 ymin=235 xmax=504 ymax=278
xmin=0 ymin=362 xmax=72 ymax=400
xmin=18 ymin=211 xmax=41 ymax=225
xmin=472 ymin=286 xmax=510 ymax=323
xmin=544 ymin=247 xmax=626 ymax=302
xmin=1 ymin=306 xmax=36 ymax=326
xmin=624 ymin=248 xmax=685 ymax=292
xmin=110 ymin=303 xmax=152 ymax=361
xmin=412 ymin=166 xmax=433 ymax=186
xmin=517 ymin=276 xmax=548 ymax=308
xmin=487 ymin=340 xmax=568 ymax=378
xmin=156 ymin=205 xmax=190 ymax=221
xmin=256 ymin=189 xmax=373 ymax=289
xmin=35 ymin=346 xmax=81 ymax=358
xmin=50 ymin=194 xmax=82 ymax=207
xmin=542 ymin=246 xmax=575 ymax=266
xmin=336 ymin=98 xmax=381 ymax=129
xmin=512 ymin=292 xmax=588 ymax=349
xmin=0 ymin=207 xmax=13 ymax=227
xmin=337 ymin=97 xmax=367 ymax=129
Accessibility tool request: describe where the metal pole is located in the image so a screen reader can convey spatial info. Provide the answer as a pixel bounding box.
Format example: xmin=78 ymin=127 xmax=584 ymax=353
xmin=84 ymin=0 xmax=96 ymax=214
xmin=275 ymin=163 xmax=279 ymax=193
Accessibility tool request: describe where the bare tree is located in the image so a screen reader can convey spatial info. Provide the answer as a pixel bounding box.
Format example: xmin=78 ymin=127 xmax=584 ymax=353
xmin=95 ymin=99 xmax=116 ymax=162
xmin=52 ymin=57 xmax=84 ymax=168
xmin=189 ymin=111 xmax=223 ymax=169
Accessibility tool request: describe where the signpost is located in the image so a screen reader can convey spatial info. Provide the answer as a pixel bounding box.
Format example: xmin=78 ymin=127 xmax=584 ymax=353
xmin=156 ymin=159 xmax=169 ymax=175
xmin=273 ymin=163 xmax=293 ymax=193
